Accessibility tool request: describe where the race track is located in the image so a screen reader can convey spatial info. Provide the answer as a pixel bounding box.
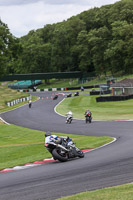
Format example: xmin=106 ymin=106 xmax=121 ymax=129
xmin=0 ymin=92 xmax=133 ymax=200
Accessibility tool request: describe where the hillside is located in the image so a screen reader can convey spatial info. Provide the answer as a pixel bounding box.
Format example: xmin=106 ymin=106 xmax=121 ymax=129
xmin=1 ymin=0 xmax=133 ymax=79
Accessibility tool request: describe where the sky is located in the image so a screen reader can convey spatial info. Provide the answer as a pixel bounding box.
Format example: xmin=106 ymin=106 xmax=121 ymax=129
xmin=0 ymin=0 xmax=120 ymax=38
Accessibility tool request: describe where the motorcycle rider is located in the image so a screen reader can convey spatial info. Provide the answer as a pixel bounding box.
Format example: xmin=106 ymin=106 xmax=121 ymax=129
xmin=85 ymin=109 xmax=92 ymax=117
xmin=45 ymin=131 xmax=74 ymax=148
xmin=66 ymin=110 xmax=73 ymax=123
xmin=28 ymin=100 xmax=32 ymax=108
xmin=45 ymin=131 xmax=84 ymax=161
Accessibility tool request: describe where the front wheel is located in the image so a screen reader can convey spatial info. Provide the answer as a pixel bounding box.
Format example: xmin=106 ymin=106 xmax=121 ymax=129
xmin=69 ymin=118 xmax=72 ymax=124
xmin=76 ymin=148 xmax=84 ymax=158
xmin=77 ymin=150 xmax=84 ymax=158
xmin=52 ymin=148 xmax=68 ymax=162
xmin=86 ymin=117 xmax=89 ymax=123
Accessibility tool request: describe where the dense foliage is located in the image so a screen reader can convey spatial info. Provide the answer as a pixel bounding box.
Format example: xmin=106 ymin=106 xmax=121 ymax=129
xmin=3 ymin=0 xmax=133 ymax=77
xmin=0 ymin=20 xmax=22 ymax=78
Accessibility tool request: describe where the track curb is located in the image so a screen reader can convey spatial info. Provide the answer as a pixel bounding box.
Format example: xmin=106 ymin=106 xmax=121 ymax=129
xmin=0 ymin=137 xmax=116 ymax=174
xmin=0 ymin=149 xmax=93 ymax=174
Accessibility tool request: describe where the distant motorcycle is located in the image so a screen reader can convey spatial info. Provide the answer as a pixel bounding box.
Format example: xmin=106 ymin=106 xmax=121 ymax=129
xmin=66 ymin=116 xmax=73 ymax=124
xmin=53 ymin=95 xmax=58 ymax=100
xmin=74 ymin=92 xmax=79 ymax=96
xmin=85 ymin=113 xmax=92 ymax=123
xmin=45 ymin=138 xmax=84 ymax=162
xmin=67 ymin=93 xmax=72 ymax=98
xmin=28 ymin=100 xmax=32 ymax=108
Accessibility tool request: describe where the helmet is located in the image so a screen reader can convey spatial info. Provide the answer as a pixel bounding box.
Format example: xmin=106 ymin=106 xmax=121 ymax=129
xmin=45 ymin=131 xmax=51 ymax=137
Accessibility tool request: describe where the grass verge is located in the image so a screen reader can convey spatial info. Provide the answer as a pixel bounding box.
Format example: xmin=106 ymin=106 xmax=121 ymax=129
xmin=58 ymin=183 xmax=133 ymax=200
xmin=0 ymin=82 xmax=38 ymax=113
xmin=56 ymin=95 xmax=133 ymax=121
xmin=0 ymin=124 xmax=113 ymax=170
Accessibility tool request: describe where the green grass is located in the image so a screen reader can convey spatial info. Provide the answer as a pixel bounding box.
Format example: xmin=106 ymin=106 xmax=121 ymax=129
xmin=56 ymin=95 xmax=133 ymax=120
xmin=58 ymin=183 xmax=133 ymax=200
xmin=37 ymin=73 xmax=133 ymax=90
xmin=0 ymin=82 xmax=38 ymax=113
xmin=37 ymin=77 xmax=106 ymax=89
xmin=0 ymin=124 xmax=113 ymax=170
xmin=1 ymin=78 xmax=133 ymax=199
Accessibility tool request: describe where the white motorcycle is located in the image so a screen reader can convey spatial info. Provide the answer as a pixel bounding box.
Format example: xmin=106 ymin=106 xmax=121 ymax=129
xmin=66 ymin=115 xmax=73 ymax=124
xmin=45 ymin=138 xmax=84 ymax=162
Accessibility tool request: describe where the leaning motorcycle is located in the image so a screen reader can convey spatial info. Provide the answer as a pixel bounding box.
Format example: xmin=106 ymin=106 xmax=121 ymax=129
xmin=45 ymin=138 xmax=84 ymax=162
xmin=66 ymin=116 xmax=73 ymax=124
xmin=85 ymin=113 xmax=92 ymax=123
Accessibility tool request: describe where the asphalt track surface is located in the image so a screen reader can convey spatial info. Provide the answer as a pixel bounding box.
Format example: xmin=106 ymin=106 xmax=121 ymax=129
xmin=0 ymin=92 xmax=133 ymax=200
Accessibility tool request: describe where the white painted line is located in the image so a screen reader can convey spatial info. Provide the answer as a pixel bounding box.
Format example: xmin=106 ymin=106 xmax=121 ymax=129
xmin=0 ymin=117 xmax=10 ymax=125
xmin=54 ymin=99 xmax=133 ymax=122
xmin=0 ymin=138 xmax=117 ymax=174
xmin=13 ymin=164 xmax=41 ymax=170
xmin=84 ymin=137 xmax=117 ymax=154
xmin=54 ymin=98 xmax=66 ymax=118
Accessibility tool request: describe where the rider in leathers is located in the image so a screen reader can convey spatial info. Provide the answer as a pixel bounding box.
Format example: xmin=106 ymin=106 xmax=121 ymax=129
xmin=45 ymin=131 xmax=74 ymax=148
xmin=85 ymin=109 xmax=92 ymax=117
xmin=66 ymin=110 xmax=73 ymax=123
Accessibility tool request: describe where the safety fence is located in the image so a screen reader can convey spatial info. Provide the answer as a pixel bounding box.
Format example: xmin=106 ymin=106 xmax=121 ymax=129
xmin=90 ymin=90 xmax=111 ymax=95
xmin=6 ymin=96 xmax=31 ymax=107
xmin=19 ymin=88 xmax=65 ymax=92
xmin=18 ymin=85 xmax=100 ymax=93
xmin=96 ymin=94 xmax=133 ymax=102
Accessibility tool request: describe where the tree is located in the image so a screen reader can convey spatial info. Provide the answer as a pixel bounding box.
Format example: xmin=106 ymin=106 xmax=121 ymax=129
xmin=0 ymin=19 xmax=21 ymax=77
xmin=104 ymin=21 xmax=133 ymax=74
xmin=88 ymin=26 xmax=111 ymax=75
xmin=51 ymin=23 xmax=71 ymax=72
xmin=74 ymin=30 xmax=92 ymax=72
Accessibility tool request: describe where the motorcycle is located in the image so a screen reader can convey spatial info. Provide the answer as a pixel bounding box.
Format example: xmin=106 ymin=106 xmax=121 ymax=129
xmin=53 ymin=95 xmax=58 ymax=100
xmin=85 ymin=113 xmax=92 ymax=123
xmin=66 ymin=116 xmax=73 ymax=124
xmin=29 ymin=100 xmax=32 ymax=108
xmin=45 ymin=138 xmax=84 ymax=162
xmin=74 ymin=91 xmax=79 ymax=96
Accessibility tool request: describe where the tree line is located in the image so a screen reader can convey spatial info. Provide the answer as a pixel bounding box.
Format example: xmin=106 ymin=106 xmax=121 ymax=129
xmin=1 ymin=0 xmax=133 ymax=78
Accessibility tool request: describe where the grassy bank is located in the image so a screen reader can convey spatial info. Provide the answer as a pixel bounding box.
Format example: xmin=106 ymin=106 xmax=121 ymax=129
xmin=36 ymin=74 xmax=133 ymax=89
xmin=1 ymin=79 xmax=133 ymax=199
xmin=37 ymin=78 xmax=101 ymax=89
xmin=0 ymin=82 xmax=37 ymax=113
xmin=58 ymin=183 xmax=133 ymax=200
xmin=56 ymin=95 xmax=133 ymax=121
xmin=0 ymin=124 xmax=113 ymax=170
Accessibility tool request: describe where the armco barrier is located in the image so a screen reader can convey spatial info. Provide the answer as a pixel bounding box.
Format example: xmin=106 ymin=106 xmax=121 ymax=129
xmin=90 ymin=90 xmax=111 ymax=95
xmin=19 ymin=88 xmax=65 ymax=92
xmin=19 ymin=85 xmax=100 ymax=93
xmin=96 ymin=94 xmax=133 ymax=102
xmin=6 ymin=96 xmax=31 ymax=107
xmin=90 ymin=91 xmax=100 ymax=95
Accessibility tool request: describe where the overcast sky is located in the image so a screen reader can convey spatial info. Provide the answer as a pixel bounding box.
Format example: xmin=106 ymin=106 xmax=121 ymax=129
xmin=0 ymin=0 xmax=120 ymax=38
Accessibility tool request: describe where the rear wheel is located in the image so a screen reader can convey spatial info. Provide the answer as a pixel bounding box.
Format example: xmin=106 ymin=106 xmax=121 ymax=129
xmin=52 ymin=148 xmax=68 ymax=162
